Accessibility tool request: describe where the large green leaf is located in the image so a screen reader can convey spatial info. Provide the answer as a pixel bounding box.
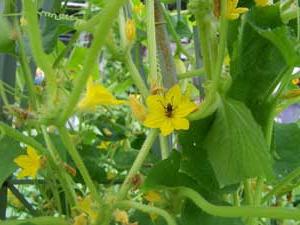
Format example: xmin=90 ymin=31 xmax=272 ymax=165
xmin=227 ymin=5 xmax=299 ymax=130
xmin=0 ymin=217 xmax=69 ymax=225
xmin=204 ymin=98 xmax=273 ymax=186
xmin=143 ymin=151 xmax=199 ymax=191
xmin=0 ymin=136 xmax=22 ymax=186
xmin=178 ymin=117 xmax=221 ymax=196
xmin=273 ymin=123 xmax=300 ymax=176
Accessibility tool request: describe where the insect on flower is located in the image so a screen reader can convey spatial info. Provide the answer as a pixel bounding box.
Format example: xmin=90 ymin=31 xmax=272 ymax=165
xmin=144 ymin=84 xmax=197 ymax=136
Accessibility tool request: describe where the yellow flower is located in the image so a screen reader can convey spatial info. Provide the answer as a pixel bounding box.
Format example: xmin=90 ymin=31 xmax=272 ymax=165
xmin=97 ymin=141 xmax=111 ymax=150
xmin=114 ymin=209 xmax=129 ymax=225
xmin=14 ymin=146 xmax=41 ymax=178
xmin=73 ymin=214 xmax=87 ymax=225
xmin=292 ymin=78 xmax=300 ymax=85
xmin=226 ymin=0 xmax=249 ymax=20
xmin=125 ymin=19 xmax=136 ymax=43
xmin=77 ymin=195 xmax=98 ymax=222
xmin=144 ymin=84 xmax=197 ymax=136
xmin=129 ymin=95 xmax=147 ymax=122
xmin=133 ymin=2 xmax=145 ymax=15
xmin=255 ymin=0 xmax=269 ymax=7
xmin=78 ymin=78 xmax=125 ymax=111
xmin=144 ymin=191 xmax=162 ymax=203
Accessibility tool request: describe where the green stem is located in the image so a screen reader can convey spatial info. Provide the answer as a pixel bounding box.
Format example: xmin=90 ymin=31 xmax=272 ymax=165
xmin=244 ymin=180 xmax=254 ymax=205
xmin=58 ymin=0 xmax=127 ymax=125
xmin=213 ymin=0 xmax=228 ymax=82
xmin=154 ymin=0 xmax=177 ymax=88
xmin=178 ymin=68 xmax=205 ymax=79
xmin=0 ymin=82 xmax=9 ymax=107
xmin=176 ymin=186 xmax=300 ymax=220
xmin=116 ymin=200 xmax=177 ymax=225
xmin=118 ymin=129 xmax=158 ymax=199
xmin=0 ymin=121 xmax=48 ymax=154
xmin=58 ymin=127 xmax=101 ymax=203
xmin=22 ymin=0 xmax=57 ymax=105
xmin=146 ymin=0 xmax=159 ymax=85
xmin=41 ymin=126 xmax=77 ymax=206
xmin=125 ymin=52 xmax=149 ymax=99
xmin=262 ymin=167 xmax=300 ymax=204
xmin=161 ymin=5 xmax=194 ymax=63
xmin=17 ymin=31 xmax=38 ymax=110
xmin=159 ymin=135 xmax=169 ymax=159
xmin=195 ymin=18 xmax=213 ymax=80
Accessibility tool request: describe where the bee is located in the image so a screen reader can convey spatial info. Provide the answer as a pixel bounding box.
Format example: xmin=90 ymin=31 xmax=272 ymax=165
xmin=292 ymin=78 xmax=300 ymax=87
xmin=165 ymin=103 xmax=174 ymax=118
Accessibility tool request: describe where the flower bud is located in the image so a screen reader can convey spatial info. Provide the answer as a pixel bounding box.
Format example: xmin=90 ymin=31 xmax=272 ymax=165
xmin=125 ymin=19 xmax=136 ymax=43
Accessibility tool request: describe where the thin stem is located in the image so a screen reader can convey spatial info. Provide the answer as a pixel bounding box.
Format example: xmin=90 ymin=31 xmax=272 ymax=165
xmin=125 ymin=52 xmax=149 ymax=99
xmin=159 ymin=135 xmax=169 ymax=159
xmin=244 ymin=180 xmax=254 ymax=205
xmin=0 ymin=121 xmax=48 ymax=155
xmin=58 ymin=127 xmax=101 ymax=203
xmin=213 ymin=0 xmax=228 ymax=82
xmin=22 ymin=0 xmax=57 ymax=105
xmin=161 ymin=6 xmax=194 ymax=63
xmin=146 ymin=0 xmax=159 ymax=85
xmin=178 ymin=68 xmax=205 ymax=79
xmin=118 ymin=129 xmax=158 ymax=199
xmin=116 ymin=200 xmax=177 ymax=225
xmin=262 ymin=167 xmax=300 ymax=204
xmin=176 ymin=186 xmax=300 ymax=220
xmin=58 ymin=0 xmax=127 ymax=125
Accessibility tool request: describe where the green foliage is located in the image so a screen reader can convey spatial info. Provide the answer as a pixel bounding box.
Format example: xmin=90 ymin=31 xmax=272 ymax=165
xmin=0 ymin=217 xmax=69 ymax=225
xmin=180 ymin=200 xmax=243 ymax=225
xmin=227 ymin=5 xmax=299 ymax=130
xmin=0 ymin=136 xmax=22 ymax=186
xmin=273 ymin=123 xmax=300 ymax=177
xmin=0 ymin=16 xmax=15 ymax=55
xmin=204 ymin=98 xmax=273 ymax=186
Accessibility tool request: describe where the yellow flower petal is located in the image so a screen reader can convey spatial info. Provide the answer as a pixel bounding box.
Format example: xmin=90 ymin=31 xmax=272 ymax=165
xmin=14 ymin=146 xmax=41 ymax=178
xmin=143 ymin=113 xmax=165 ymax=128
xmin=146 ymin=95 xmax=165 ymax=113
xmin=166 ymin=84 xmax=181 ymax=106
xmin=78 ymin=78 xmax=125 ymax=111
xmin=144 ymin=191 xmax=162 ymax=203
xmin=160 ymin=119 xmax=174 ymax=136
xmin=255 ymin=0 xmax=269 ymax=7
xmin=172 ymin=117 xmax=189 ymax=130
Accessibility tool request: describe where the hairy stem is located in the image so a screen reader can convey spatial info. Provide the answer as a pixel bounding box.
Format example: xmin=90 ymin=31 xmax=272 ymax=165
xmin=116 ymin=200 xmax=177 ymax=225
xmin=176 ymin=187 xmax=300 ymax=220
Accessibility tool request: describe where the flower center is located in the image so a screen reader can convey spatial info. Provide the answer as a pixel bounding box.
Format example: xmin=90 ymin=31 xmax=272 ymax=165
xmin=165 ymin=103 xmax=174 ymax=118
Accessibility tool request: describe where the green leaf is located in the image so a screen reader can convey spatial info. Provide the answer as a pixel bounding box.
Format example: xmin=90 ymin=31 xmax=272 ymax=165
xmin=41 ymin=18 xmax=74 ymax=54
xmin=204 ymin=98 xmax=273 ymax=186
xmin=178 ymin=117 xmax=221 ymax=196
xmin=131 ymin=211 xmax=167 ymax=225
xmin=74 ymin=145 xmax=107 ymax=184
xmin=0 ymin=16 xmax=15 ymax=55
xmin=143 ymin=151 xmax=198 ymax=191
xmin=227 ymin=5 xmax=297 ymax=130
xmin=180 ymin=200 xmax=244 ymax=225
xmin=273 ymin=123 xmax=300 ymax=176
xmin=0 ymin=217 xmax=69 ymax=225
xmin=0 ymin=136 xmax=22 ymax=186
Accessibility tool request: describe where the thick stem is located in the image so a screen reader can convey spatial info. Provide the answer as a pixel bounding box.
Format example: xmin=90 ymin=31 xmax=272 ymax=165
xmin=22 ymin=0 xmax=57 ymax=105
xmin=118 ymin=129 xmax=158 ymax=199
xmin=154 ymin=0 xmax=177 ymax=88
xmin=178 ymin=68 xmax=205 ymax=79
xmin=58 ymin=127 xmax=100 ymax=203
xmin=58 ymin=0 xmax=127 ymax=125
xmin=176 ymin=187 xmax=300 ymax=220
xmin=146 ymin=0 xmax=159 ymax=85
xmin=116 ymin=200 xmax=177 ymax=225
xmin=159 ymin=135 xmax=169 ymax=159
